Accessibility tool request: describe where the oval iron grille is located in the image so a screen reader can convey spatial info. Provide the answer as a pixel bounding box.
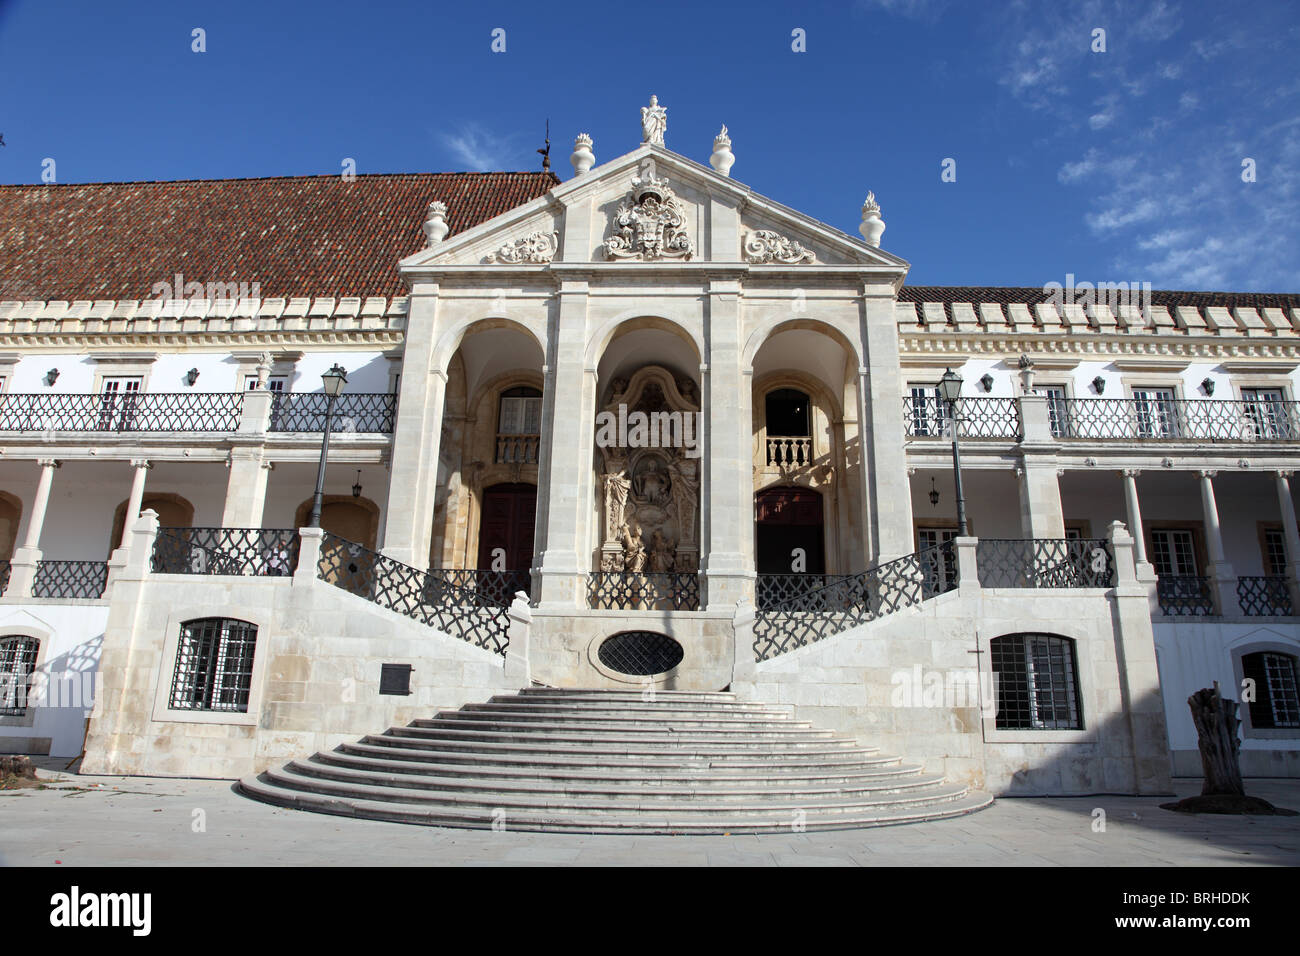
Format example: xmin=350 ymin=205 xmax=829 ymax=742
xmin=597 ymin=631 xmax=684 ymax=677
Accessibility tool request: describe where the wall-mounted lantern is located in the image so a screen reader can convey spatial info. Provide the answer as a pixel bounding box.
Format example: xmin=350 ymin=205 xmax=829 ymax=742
xmin=979 ymin=372 xmax=994 ymax=392
xmin=1201 ymin=377 xmax=1215 ymax=396
xmin=352 ymin=470 xmax=363 ymax=498
xmin=186 ymin=367 xmax=200 ymax=386
xmin=929 ymin=477 xmax=940 ymax=507
xmin=44 ymin=368 xmax=59 ymax=387
xmin=1091 ymin=375 xmax=1106 ymax=395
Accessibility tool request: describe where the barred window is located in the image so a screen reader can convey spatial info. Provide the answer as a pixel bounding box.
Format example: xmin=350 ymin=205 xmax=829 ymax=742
xmin=169 ymin=618 xmax=258 ymax=713
xmin=1242 ymin=651 xmax=1300 ymax=729
xmin=990 ymin=633 xmax=1082 ymax=730
xmin=0 ymin=636 xmax=39 ymax=717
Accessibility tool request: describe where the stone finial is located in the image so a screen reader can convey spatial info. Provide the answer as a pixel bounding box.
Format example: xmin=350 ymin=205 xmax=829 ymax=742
xmin=571 ymin=133 xmax=595 ymax=175
xmin=1017 ymin=354 xmax=1035 ymax=390
xmin=423 ymin=201 xmax=449 ymax=246
xmin=709 ymin=125 xmax=735 ymax=177
xmin=859 ymin=191 xmax=885 ymax=247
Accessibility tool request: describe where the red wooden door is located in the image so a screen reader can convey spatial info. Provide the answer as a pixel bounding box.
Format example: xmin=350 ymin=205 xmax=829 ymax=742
xmin=477 ymin=483 xmax=537 ymax=571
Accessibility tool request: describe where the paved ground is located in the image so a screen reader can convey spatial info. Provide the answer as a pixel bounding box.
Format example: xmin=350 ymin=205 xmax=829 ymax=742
xmin=2 ymin=760 xmax=1298 ymax=866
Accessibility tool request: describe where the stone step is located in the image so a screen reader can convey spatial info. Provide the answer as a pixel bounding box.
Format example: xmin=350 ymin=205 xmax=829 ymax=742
xmin=338 ymin=739 xmax=894 ymax=770
xmin=517 ymin=688 xmax=740 ymax=703
xmin=415 ymin=712 xmax=818 ymax=732
xmin=478 ymin=697 xmax=788 ymax=717
xmin=287 ymin=756 xmax=944 ymax=802
xmin=364 ymin=733 xmax=873 ymax=760
xmin=380 ymin=724 xmax=855 ymax=750
xmin=315 ymin=748 xmax=920 ymax=786
xmin=241 ymin=764 xmax=993 ymax=832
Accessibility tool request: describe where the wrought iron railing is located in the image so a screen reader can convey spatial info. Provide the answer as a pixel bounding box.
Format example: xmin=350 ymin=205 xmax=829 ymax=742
xmin=903 ymin=396 xmax=1021 ymax=439
xmin=1056 ymin=398 xmax=1300 ymax=442
xmin=756 ymin=573 xmax=857 ymax=610
xmin=976 ymin=538 xmax=1116 ymax=589
xmin=426 ymin=569 xmax=531 ymax=607
xmin=0 ymin=559 xmax=9 ymax=596
xmin=753 ymin=542 xmax=957 ymax=661
xmin=587 ymin=572 xmax=701 ymax=611
xmin=316 ymin=533 xmax=509 ymax=654
xmin=269 ymin=393 xmax=396 ymax=434
xmin=0 ymin=392 xmax=243 ymax=432
xmin=32 ymin=560 xmax=108 ymax=599
xmin=151 ymin=527 xmax=299 ymax=577
xmin=1237 ymin=576 xmax=1293 ymax=616
xmin=766 ymin=436 xmax=814 ymax=467
xmin=494 ymin=434 xmax=540 ymax=464
xmin=1157 ymin=575 xmax=1216 ymax=616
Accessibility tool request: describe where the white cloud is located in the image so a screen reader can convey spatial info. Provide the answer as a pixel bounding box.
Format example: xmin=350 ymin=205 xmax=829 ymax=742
xmin=1089 ymin=111 xmax=1113 ymax=130
xmin=440 ymin=125 xmax=513 ymax=172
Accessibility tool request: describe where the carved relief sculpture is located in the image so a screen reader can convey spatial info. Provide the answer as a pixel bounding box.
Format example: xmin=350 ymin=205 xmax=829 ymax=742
xmin=484 ymin=231 xmax=559 ymax=264
xmin=743 ymin=230 xmax=815 ymax=264
xmin=603 ymin=160 xmax=695 ymax=262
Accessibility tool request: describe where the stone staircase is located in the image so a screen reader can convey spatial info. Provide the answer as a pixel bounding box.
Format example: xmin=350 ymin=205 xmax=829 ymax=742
xmin=238 ymin=688 xmax=993 ymax=833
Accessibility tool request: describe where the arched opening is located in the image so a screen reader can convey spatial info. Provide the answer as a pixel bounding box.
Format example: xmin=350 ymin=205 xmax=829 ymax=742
xmin=754 ymin=486 xmax=825 ymax=574
xmin=476 ymin=482 xmax=537 ymax=573
xmin=294 ymin=496 xmax=379 ymax=550
xmin=764 ymin=387 xmax=813 ymax=466
xmin=0 ymin=491 xmax=22 ymax=561
xmin=110 ymin=493 xmax=195 ymax=556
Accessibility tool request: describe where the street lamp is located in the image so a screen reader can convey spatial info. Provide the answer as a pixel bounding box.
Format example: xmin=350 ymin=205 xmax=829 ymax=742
xmin=307 ymin=364 xmax=348 ymax=528
xmin=937 ymin=368 xmax=968 ymax=536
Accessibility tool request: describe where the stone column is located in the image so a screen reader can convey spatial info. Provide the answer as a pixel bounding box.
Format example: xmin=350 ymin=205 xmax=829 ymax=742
xmin=859 ymin=286 xmax=913 ymax=562
xmin=703 ymin=278 xmax=753 ymax=609
xmin=536 ymin=279 xmax=594 ymax=607
xmin=1198 ymin=469 xmax=1236 ymax=615
xmin=1121 ymin=470 xmax=1149 ymax=564
xmin=381 ymin=284 xmax=445 ymax=568
xmin=1274 ymin=471 xmax=1300 ymax=610
xmin=8 ymin=458 xmax=60 ymax=598
xmin=220 ymin=447 xmax=272 ymax=528
xmin=1016 ymin=393 xmax=1065 ymax=538
xmin=120 ymin=459 xmax=152 ymax=548
xmin=1107 ymin=519 xmax=1173 ymax=794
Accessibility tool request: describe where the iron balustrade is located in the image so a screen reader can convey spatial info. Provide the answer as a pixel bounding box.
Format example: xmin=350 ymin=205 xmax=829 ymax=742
xmin=587 ymin=572 xmax=701 ymax=611
xmin=151 ymin=527 xmax=300 ymax=577
xmin=0 ymin=392 xmax=243 ymax=433
xmin=976 ymin=538 xmax=1116 ymax=589
xmin=0 ymin=559 xmax=9 ymax=596
xmin=903 ymin=396 xmax=1021 ymax=439
xmin=1237 ymin=576 xmax=1293 ymax=616
xmin=753 ymin=542 xmax=957 ymax=661
xmin=756 ymin=573 xmax=858 ymax=610
xmin=494 ymin=434 xmax=540 ymax=464
xmin=269 ymin=392 xmax=396 ymax=434
xmin=766 ymin=436 xmax=814 ymax=467
xmin=1157 ymin=575 xmax=1216 ymax=616
xmin=426 ymin=568 xmax=531 ymax=606
xmin=1055 ymin=398 xmax=1300 ymax=441
xmin=32 ymin=560 xmax=108 ymax=599
xmin=316 ymin=533 xmax=509 ymax=654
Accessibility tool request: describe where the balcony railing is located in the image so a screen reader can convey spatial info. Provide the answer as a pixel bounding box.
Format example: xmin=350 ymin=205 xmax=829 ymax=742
xmin=1237 ymin=576 xmax=1293 ymax=616
xmin=903 ymin=396 xmax=1021 ymax=439
xmin=151 ymin=527 xmax=299 ymax=577
xmin=1157 ymin=575 xmax=1216 ymax=616
xmin=426 ymin=569 xmax=531 ymax=606
xmin=0 ymin=392 xmax=243 ymax=432
xmin=1054 ymin=398 xmax=1300 ymax=441
xmin=587 ymin=572 xmax=701 ymax=611
xmin=494 ymin=434 xmax=539 ymax=464
xmin=32 ymin=560 xmax=108 ymax=599
xmin=766 ymin=435 xmax=813 ymax=467
xmin=269 ymin=393 xmax=397 ymax=434
xmin=977 ymin=538 xmax=1116 ymax=589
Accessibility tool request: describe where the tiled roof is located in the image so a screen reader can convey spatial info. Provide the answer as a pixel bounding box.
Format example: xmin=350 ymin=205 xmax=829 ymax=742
xmin=0 ymin=172 xmax=560 ymax=301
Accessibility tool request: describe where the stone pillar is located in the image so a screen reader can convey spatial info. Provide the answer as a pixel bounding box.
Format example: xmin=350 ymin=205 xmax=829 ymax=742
xmin=1198 ymin=469 xmax=1236 ymax=615
xmin=703 ymin=278 xmax=752 ymax=609
xmin=1274 ymin=471 xmax=1300 ymax=610
xmin=859 ymin=286 xmax=913 ymax=562
xmin=221 ymin=447 xmax=272 ymax=528
xmin=730 ymin=597 xmax=758 ymax=692
xmin=238 ymin=386 xmax=274 ymax=434
xmin=120 ymin=459 xmax=152 ymax=548
xmin=1016 ymin=462 xmax=1065 ymax=539
xmin=954 ymin=536 xmax=979 ymax=589
xmin=382 ymin=284 xmax=445 ymax=568
xmin=1107 ymin=519 xmax=1174 ymax=794
xmin=536 ymin=279 xmax=593 ymax=607
xmin=8 ymin=458 xmax=60 ymax=598
xmin=293 ymin=526 xmax=323 ymax=588
xmin=504 ymin=593 xmax=533 ymax=687
xmin=1121 ymin=470 xmax=1152 ymax=567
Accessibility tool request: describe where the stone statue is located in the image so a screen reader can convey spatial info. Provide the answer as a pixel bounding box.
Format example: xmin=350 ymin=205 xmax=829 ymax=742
xmin=640 ymin=95 xmax=667 ymax=146
xmin=621 ymin=525 xmax=646 ymax=572
xmin=633 ymin=456 xmax=671 ymax=505
xmin=605 ymin=465 xmax=631 ymax=538
xmin=648 ymin=530 xmax=674 ymax=573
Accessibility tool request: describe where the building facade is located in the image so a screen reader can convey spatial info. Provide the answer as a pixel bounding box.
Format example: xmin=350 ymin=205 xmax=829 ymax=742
xmin=2 ymin=104 xmax=1299 ymax=794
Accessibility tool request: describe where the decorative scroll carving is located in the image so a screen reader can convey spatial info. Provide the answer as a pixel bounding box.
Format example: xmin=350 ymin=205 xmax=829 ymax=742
xmin=743 ymin=230 xmax=815 ymax=264
xmin=484 ymin=231 xmax=558 ymax=264
xmin=603 ymin=161 xmax=695 ymax=262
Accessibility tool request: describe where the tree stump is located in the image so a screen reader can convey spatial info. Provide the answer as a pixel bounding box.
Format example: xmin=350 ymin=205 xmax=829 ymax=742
xmin=1161 ymin=682 xmax=1296 ymax=815
xmin=0 ymin=754 xmax=40 ymax=788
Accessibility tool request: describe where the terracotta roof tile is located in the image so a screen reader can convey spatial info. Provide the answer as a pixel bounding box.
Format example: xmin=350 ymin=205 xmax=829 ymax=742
xmin=0 ymin=172 xmax=559 ymax=301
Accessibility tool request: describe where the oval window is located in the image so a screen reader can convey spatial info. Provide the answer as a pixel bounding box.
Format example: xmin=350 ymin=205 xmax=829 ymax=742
xmin=597 ymin=631 xmax=684 ymax=677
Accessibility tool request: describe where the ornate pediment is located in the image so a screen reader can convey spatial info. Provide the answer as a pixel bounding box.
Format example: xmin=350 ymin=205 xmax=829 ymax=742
xmin=483 ymin=231 xmax=558 ymax=264
xmin=603 ymin=159 xmax=695 ymax=262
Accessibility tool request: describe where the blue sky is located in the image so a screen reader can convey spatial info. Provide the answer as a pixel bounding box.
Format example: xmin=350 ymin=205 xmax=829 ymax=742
xmin=1 ymin=0 xmax=1297 ymax=291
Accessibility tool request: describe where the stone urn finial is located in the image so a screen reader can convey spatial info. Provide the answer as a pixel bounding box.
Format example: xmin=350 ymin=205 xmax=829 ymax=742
xmin=571 ymin=133 xmax=595 ymax=175
xmin=423 ymin=200 xmax=449 ymax=247
xmin=859 ymin=191 xmax=885 ymax=248
xmin=710 ymin=125 xmax=735 ymax=177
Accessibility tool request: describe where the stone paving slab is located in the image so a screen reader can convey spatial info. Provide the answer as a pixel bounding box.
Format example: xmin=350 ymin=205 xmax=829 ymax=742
xmin=0 ymin=761 xmax=1297 ymax=866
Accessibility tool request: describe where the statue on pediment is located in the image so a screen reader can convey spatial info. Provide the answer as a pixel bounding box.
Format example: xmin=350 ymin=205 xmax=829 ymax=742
xmin=641 ymin=95 xmax=667 ymax=146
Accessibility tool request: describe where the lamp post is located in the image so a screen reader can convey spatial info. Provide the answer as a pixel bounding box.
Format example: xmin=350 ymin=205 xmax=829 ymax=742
xmin=937 ymin=367 xmax=968 ymax=537
xmin=308 ymin=364 xmax=348 ymax=528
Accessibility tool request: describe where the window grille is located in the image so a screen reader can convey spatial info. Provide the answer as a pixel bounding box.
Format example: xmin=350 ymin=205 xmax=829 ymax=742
xmin=990 ymin=633 xmax=1082 ymax=730
xmin=169 ymin=618 xmax=258 ymax=713
xmin=0 ymin=636 xmax=39 ymax=716
xmin=1242 ymin=651 xmax=1300 ymax=729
